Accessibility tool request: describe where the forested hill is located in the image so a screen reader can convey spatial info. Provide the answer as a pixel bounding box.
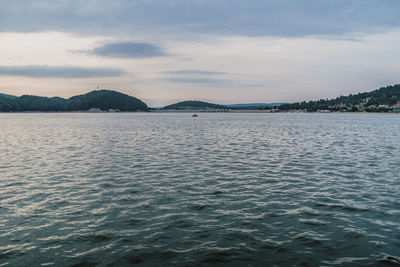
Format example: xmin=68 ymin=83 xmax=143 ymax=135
xmin=163 ymin=100 xmax=227 ymax=110
xmin=0 ymin=93 xmax=17 ymax=99
xmin=0 ymin=90 xmax=149 ymax=112
xmin=278 ymin=84 xmax=400 ymax=112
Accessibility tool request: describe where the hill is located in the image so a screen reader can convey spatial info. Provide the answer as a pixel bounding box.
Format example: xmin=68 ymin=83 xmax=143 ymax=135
xmin=163 ymin=100 xmax=227 ymax=110
xmin=278 ymin=84 xmax=400 ymax=112
xmin=0 ymin=90 xmax=148 ymax=112
xmin=17 ymin=95 xmax=68 ymax=111
xmin=0 ymin=93 xmax=17 ymax=99
xmin=67 ymin=90 xmax=148 ymax=111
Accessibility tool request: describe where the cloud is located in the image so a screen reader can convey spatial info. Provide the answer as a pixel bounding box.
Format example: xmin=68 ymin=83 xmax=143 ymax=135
xmin=163 ymin=77 xmax=229 ymax=84
xmin=92 ymin=42 xmax=166 ymax=58
xmin=161 ymin=70 xmax=265 ymax=87
xmin=0 ymin=65 xmax=123 ymax=78
xmin=0 ymin=0 xmax=399 ymax=38
xmin=67 ymin=49 xmax=91 ymax=54
xmin=162 ymin=70 xmax=226 ymax=75
xmin=161 ymin=69 xmax=228 ymax=84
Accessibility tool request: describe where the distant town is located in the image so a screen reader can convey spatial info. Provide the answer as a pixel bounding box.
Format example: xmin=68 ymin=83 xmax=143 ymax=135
xmin=276 ymin=84 xmax=400 ymax=113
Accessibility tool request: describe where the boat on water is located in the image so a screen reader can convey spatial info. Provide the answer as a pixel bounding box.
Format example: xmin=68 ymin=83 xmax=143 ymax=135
xmin=192 ymin=114 xmax=198 ymax=117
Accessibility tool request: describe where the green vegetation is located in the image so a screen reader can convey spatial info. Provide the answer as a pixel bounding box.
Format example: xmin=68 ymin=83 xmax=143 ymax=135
xmin=0 ymin=90 xmax=148 ymax=112
xmin=163 ymin=100 xmax=227 ymax=110
xmin=0 ymin=93 xmax=17 ymax=99
xmin=278 ymin=84 xmax=400 ymax=112
xmin=66 ymin=90 xmax=148 ymax=111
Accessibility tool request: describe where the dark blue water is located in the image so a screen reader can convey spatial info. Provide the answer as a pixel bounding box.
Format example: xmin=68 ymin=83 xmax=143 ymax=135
xmin=1 ymin=113 xmax=399 ymax=266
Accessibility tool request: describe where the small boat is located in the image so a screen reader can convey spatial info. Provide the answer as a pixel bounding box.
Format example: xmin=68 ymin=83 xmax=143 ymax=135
xmin=192 ymin=114 xmax=198 ymax=117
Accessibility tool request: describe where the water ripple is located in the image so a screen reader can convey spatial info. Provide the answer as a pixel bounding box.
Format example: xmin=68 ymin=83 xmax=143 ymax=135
xmin=0 ymin=113 xmax=400 ymax=266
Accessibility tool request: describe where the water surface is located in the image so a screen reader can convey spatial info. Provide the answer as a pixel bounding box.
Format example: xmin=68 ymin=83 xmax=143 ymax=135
xmin=1 ymin=113 xmax=399 ymax=266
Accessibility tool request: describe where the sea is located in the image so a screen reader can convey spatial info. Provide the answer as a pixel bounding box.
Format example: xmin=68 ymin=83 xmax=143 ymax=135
xmin=0 ymin=112 xmax=399 ymax=266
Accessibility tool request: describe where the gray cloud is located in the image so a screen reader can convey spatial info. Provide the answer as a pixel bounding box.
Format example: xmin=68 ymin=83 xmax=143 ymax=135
xmin=162 ymin=70 xmax=229 ymax=85
xmin=92 ymin=42 xmax=166 ymax=58
xmin=163 ymin=70 xmax=226 ymax=75
xmin=0 ymin=0 xmax=399 ymax=37
xmin=163 ymin=77 xmax=229 ymax=84
xmin=163 ymin=76 xmax=266 ymax=89
xmin=68 ymin=49 xmax=91 ymax=54
xmin=0 ymin=66 xmax=123 ymax=78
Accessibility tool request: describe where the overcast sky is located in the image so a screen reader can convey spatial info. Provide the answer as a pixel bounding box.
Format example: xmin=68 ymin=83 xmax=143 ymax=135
xmin=1 ymin=0 xmax=400 ymax=106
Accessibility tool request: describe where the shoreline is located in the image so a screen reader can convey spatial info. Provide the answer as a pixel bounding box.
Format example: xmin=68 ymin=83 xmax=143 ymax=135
xmin=0 ymin=110 xmax=399 ymax=114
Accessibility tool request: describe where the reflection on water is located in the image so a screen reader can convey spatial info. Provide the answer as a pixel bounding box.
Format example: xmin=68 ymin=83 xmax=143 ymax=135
xmin=0 ymin=113 xmax=400 ymax=266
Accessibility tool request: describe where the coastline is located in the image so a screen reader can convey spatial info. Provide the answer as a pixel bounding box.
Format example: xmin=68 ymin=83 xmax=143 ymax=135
xmin=1 ymin=110 xmax=398 ymax=114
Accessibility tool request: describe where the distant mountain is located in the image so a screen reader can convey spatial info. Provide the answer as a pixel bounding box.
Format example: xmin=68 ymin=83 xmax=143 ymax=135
xmin=279 ymin=84 xmax=400 ymax=112
xmin=226 ymin=103 xmax=283 ymax=109
xmin=0 ymin=90 xmax=148 ymax=112
xmin=163 ymin=100 xmax=227 ymax=110
xmin=0 ymin=93 xmax=17 ymax=99
xmin=67 ymin=90 xmax=148 ymax=111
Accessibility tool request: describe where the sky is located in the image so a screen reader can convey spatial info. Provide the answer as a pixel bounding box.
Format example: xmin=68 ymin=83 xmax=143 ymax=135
xmin=0 ymin=0 xmax=400 ymax=107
